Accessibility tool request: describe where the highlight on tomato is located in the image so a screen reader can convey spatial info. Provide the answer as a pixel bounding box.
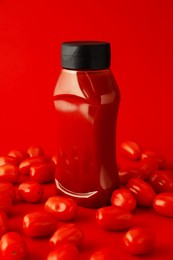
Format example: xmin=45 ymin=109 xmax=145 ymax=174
xmin=50 ymin=223 xmax=84 ymax=248
xmin=111 ymin=188 xmax=136 ymax=211
xmin=0 ymin=232 xmax=28 ymax=260
xmin=96 ymin=206 xmax=133 ymax=231
xmin=47 ymin=243 xmax=79 ymax=260
xmin=44 ymin=196 xmax=77 ymax=221
xmin=123 ymin=227 xmax=156 ymax=255
xmin=18 ymin=181 xmax=43 ymax=203
xmin=23 ymin=211 xmax=57 ymax=237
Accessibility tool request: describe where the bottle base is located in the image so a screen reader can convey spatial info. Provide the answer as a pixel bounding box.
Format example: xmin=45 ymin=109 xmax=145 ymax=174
xmin=55 ymin=178 xmax=118 ymax=208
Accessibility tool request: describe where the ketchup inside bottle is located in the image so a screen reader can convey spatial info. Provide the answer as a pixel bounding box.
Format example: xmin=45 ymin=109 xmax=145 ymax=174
xmin=53 ymin=42 xmax=120 ymax=208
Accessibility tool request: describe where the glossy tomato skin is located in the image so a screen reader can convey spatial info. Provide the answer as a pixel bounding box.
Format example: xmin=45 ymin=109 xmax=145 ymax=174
xmin=19 ymin=157 xmax=46 ymax=175
xmin=0 ymin=194 xmax=12 ymax=214
xmin=120 ymin=141 xmax=141 ymax=160
xmin=45 ymin=196 xmax=77 ymax=221
xmin=139 ymin=157 xmax=159 ymax=180
xmin=149 ymin=170 xmax=173 ymax=193
xmin=111 ymin=188 xmax=136 ymax=211
xmin=27 ymin=145 xmax=44 ymax=158
xmin=90 ymin=249 xmax=119 ymax=260
xmin=51 ymin=155 xmax=58 ymax=166
xmin=0 ymin=183 xmax=16 ymax=202
xmin=8 ymin=150 xmax=28 ymax=164
xmin=123 ymin=227 xmax=156 ymax=255
xmin=96 ymin=206 xmax=133 ymax=231
xmin=50 ymin=223 xmax=84 ymax=248
xmin=0 ymin=232 xmax=27 ymax=260
xmin=18 ymin=181 xmax=43 ymax=203
xmin=118 ymin=167 xmax=143 ymax=185
xmin=153 ymin=192 xmax=173 ymax=217
xmin=0 ymin=156 xmax=18 ymax=166
xmin=127 ymin=178 xmax=156 ymax=207
xmin=118 ymin=169 xmax=132 ymax=185
xmin=47 ymin=244 xmax=79 ymax=260
xmin=30 ymin=162 xmax=55 ymax=183
xmin=0 ymin=211 xmax=9 ymax=237
xmin=23 ymin=211 xmax=57 ymax=237
xmin=0 ymin=164 xmax=19 ymax=183
xmin=141 ymin=150 xmax=166 ymax=169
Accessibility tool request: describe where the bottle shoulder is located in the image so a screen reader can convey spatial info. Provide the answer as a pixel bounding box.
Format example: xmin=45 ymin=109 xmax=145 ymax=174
xmin=54 ymin=69 xmax=120 ymax=104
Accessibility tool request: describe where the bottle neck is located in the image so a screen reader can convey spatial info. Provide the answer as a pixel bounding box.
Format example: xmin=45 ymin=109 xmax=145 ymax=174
xmin=62 ymin=68 xmax=111 ymax=74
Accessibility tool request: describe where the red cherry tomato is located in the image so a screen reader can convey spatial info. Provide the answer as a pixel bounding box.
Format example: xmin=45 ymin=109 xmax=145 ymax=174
xmin=0 ymin=156 xmax=18 ymax=166
xmin=153 ymin=192 xmax=173 ymax=217
xmin=0 ymin=183 xmax=16 ymax=202
xmin=141 ymin=150 xmax=166 ymax=169
xmin=120 ymin=141 xmax=141 ymax=160
xmin=111 ymin=188 xmax=136 ymax=211
xmin=50 ymin=223 xmax=84 ymax=248
xmin=123 ymin=227 xmax=156 ymax=255
xmin=30 ymin=162 xmax=55 ymax=183
xmin=149 ymin=170 xmax=173 ymax=193
xmin=0 ymin=232 xmax=27 ymax=260
xmin=47 ymin=244 xmax=79 ymax=260
xmin=139 ymin=157 xmax=159 ymax=180
xmin=19 ymin=157 xmax=46 ymax=175
xmin=45 ymin=196 xmax=77 ymax=221
xmin=18 ymin=181 xmax=43 ymax=203
xmin=8 ymin=150 xmax=28 ymax=164
xmin=118 ymin=169 xmax=132 ymax=185
xmin=127 ymin=177 xmax=156 ymax=207
xmin=90 ymin=249 xmax=119 ymax=260
xmin=96 ymin=206 xmax=133 ymax=231
xmin=23 ymin=211 xmax=57 ymax=237
xmin=0 ymin=211 xmax=8 ymax=237
xmin=118 ymin=167 xmax=143 ymax=185
xmin=0 ymin=194 xmax=12 ymax=214
xmin=27 ymin=145 xmax=44 ymax=157
xmin=0 ymin=164 xmax=19 ymax=183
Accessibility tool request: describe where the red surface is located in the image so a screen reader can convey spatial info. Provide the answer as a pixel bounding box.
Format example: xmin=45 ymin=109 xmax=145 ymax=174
xmin=1 ymin=0 xmax=173 ymax=259
xmin=8 ymin=182 xmax=173 ymax=259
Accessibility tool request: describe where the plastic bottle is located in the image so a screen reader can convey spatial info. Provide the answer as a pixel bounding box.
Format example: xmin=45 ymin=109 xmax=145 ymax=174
xmin=53 ymin=41 xmax=120 ymax=208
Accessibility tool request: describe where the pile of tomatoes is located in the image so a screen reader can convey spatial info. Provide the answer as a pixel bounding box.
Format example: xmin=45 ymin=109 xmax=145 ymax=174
xmin=0 ymin=142 xmax=173 ymax=259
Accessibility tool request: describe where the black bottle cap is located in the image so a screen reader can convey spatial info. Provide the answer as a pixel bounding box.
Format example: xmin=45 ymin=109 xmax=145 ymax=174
xmin=61 ymin=41 xmax=110 ymax=70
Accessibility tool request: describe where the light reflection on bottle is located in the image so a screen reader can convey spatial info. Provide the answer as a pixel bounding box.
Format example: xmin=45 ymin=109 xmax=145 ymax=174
xmin=54 ymin=96 xmax=96 ymax=123
xmin=55 ymin=179 xmax=98 ymax=198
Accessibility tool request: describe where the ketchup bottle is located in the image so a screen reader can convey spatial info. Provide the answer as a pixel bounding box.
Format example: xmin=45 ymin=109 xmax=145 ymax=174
xmin=53 ymin=41 xmax=120 ymax=208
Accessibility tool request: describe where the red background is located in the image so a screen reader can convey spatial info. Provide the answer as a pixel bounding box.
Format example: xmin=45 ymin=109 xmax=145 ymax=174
xmin=1 ymin=1 xmax=173 ymax=260
xmin=1 ymin=0 xmax=173 ymax=163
